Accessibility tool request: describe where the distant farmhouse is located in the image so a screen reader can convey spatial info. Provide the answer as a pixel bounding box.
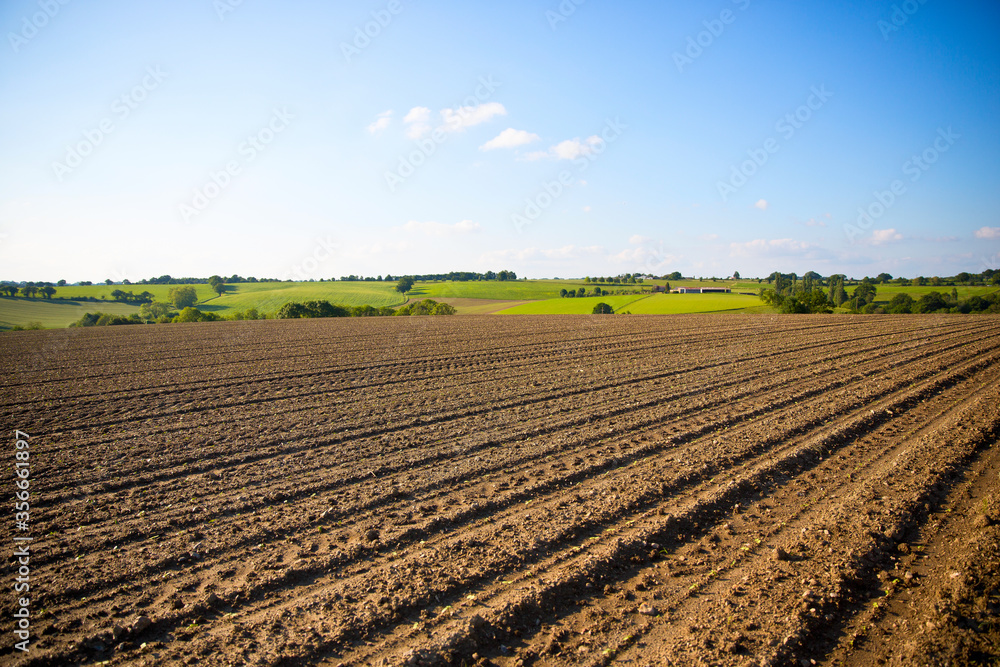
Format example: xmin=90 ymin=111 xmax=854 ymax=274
xmin=676 ymin=287 xmax=732 ymax=294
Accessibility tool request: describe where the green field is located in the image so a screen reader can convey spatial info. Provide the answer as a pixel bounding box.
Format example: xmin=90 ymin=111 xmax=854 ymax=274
xmin=413 ymin=279 xmax=614 ymax=301
xmin=196 ymin=282 xmax=406 ymax=314
xmin=3 ymin=279 xmax=996 ymax=329
xmin=868 ymin=284 xmax=999 ymax=302
xmin=0 ymin=298 xmax=139 ymax=329
xmin=497 ymin=293 xmax=767 ymax=315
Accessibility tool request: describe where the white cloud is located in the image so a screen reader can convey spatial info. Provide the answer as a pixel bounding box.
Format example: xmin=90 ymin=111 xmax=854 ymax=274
xmin=479 ymin=128 xmax=540 ymax=151
xmin=583 ymin=206 xmax=592 ymax=213
xmin=730 ymin=238 xmax=814 ymax=257
xmin=481 ymin=244 xmax=604 ymax=264
xmin=698 ymin=233 xmax=720 ymax=242
xmin=397 ymin=220 xmax=482 ymax=237
xmin=403 ymin=107 xmax=430 ymax=124
xmin=612 ymin=244 xmax=677 ymax=270
xmin=801 ymin=217 xmax=827 ymax=228
xmin=754 ymin=199 xmax=768 ymax=211
xmin=403 ymin=107 xmax=432 ymax=139
xmin=629 ymin=234 xmax=650 ymax=245
xmin=440 ymin=102 xmax=506 ymax=132
xmin=523 ymin=136 xmax=602 ymax=161
xmin=974 ymin=226 xmax=1000 ymax=239
xmin=366 ymin=110 xmax=392 ymax=135
xmin=870 ymin=228 xmax=903 ymax=245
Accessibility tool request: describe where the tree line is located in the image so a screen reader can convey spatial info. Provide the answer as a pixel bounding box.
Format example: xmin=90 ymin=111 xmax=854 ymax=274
xmin=759 ymin=272 xmax=1000 ymax=314
xmin=277 ymin=299 xmax=456 ymax=318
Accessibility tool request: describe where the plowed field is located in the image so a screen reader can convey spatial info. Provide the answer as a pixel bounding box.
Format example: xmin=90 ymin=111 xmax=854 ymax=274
xmin=2 ymin=315 xmax=999 ymax=667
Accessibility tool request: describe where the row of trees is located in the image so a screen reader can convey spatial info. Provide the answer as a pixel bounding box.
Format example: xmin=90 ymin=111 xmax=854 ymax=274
xmin=341 ymin=270 xmax=518 ymax=283
xmin=760 ymin=275 xmax=879 ymax=313
xmin=561 ymin=287 xmax=611 ymax=298
xmin=763 ymin=270 xmax=1000 ymax=288
xmin=276 ymin=299 xmax=455 ymax=319
xmin=72 ymin=306 xmax=225 ymax=327
xmin=109 ymin=289 xmax=155 ymax=304
xmin=1 ymin=285 xmax=56 ymax=299
xmin=583 ymin=274 xmax=645 ymax=285
xmin=881 ymin=291 xmax=1000 ymax=314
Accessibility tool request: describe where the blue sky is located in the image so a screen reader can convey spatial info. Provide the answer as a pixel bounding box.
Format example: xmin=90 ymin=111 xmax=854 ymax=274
xmin=1 ymin=0 xmax=998 ymax=282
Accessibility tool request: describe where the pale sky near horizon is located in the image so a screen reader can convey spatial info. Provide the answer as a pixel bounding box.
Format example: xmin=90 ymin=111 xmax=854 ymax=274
xmin=1 ymin=0 xmax=998 ymax=283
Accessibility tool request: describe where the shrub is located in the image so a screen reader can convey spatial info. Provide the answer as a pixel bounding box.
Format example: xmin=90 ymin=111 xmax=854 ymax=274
xmin=431 ymin=302 xmax=457 ymax=315
xmin=168 ymin=286 xmax=198 ymax=309
xmin=886 ymin=293 xmax=914 ymax=314
xmin=915 ymin=292 xmax=948 ymax=314
xmin=592 ymin=302 xmax=614 ymax=314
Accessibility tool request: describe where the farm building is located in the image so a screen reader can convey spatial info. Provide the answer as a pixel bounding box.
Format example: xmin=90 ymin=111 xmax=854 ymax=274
xmin=676 ymin=287 xmax=732 ymax=294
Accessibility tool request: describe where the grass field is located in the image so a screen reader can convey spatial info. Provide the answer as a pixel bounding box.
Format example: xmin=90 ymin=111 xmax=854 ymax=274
xmin=2 ymin=279 xmax=996 ymax=328
xmin=869 ymin=284 xmax=999 ymax=302
xmin=0 ymin=298 xmax=139 ymax=329
xmin=497 ymin=293 xmax=767 ymax=315
xmin=196 ymin=282 xmax=406 ymax=313
xmin=414 ymin=279 xmax=609 ymax=300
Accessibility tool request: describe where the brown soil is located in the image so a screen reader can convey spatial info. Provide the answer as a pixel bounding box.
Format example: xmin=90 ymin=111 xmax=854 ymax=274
xmin=1 ymin=315 xmax=998 ymax=667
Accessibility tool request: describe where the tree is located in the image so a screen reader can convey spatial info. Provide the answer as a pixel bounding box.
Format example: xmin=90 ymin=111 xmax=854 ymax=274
xmin=19 ymin=286 xmax=38 ymax=298
xmin=876 ymin=273 xmax=893 ymax=284
xmin=431 ymin=302 xmax=457 ymax=315
xmin=559 ymin=289 xmax=568 ymax=298
xmin=395 ymin=276 xmax=415 ymax=293
xmin=956 ymin=272 xmax=971 ymax=285
xmin=592 ymin=302 xmax=614 ymax=314
xmin=668 ymin=271 xmax=682 ymax=281
xmin=174 ymin=307 xmax=210 ymax=323
xmin=277 ymin=302 xmax=308 ymax=319
xmin=733 ymin=271 xmax=741 ymax=280
xmin=886 ymin=293 xmax=914 ymax=314
xmin=139 ymin=301 xmax=175 ymax=321
xmin=208 ymin=275 xmax=226 ymax=296
xmin=105 ymin=279 xmax=114 ymax=285
xmin=168 ymin=286 xmax=198 ymax=309
xmin=852 ymin=280 xmax=877 ymax=308
xmin=38 ymin=286 xmax=56 ymax=299
xmin=1 ymin=285 xmax=18 ymax=297
xmin=915 ymin=292 xmax=948 ymax=314
xmin=57 ymin=279 xmax=67 ymax=287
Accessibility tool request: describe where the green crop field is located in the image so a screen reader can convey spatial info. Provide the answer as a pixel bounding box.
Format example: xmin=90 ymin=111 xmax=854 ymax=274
xmin=497 ymin=293 xmax=767 ymax=315
xmin=0 ymin=298 xmax=139 ymax=330
xmin=3 ymin=278 xmax=994 ymax=329
xmin=53 ymin=283 xmax=216 ymax=303
xmin=868 ymin=284 xmax=998 ymax=302
xmin=196 ymin=282 xmax=406 ymax=314
xmin=624 ymin=293 xmax=770 ymax=314
xmin=413 ymin=279 xmax=610 ymax=301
